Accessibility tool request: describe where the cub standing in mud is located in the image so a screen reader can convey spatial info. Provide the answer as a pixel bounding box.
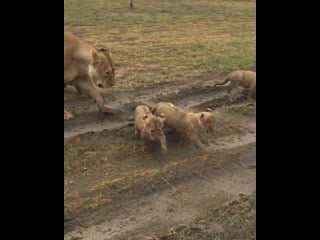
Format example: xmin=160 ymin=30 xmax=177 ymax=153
xmin=64 ymin=32 xmax=116 ymax=120
xmin=152 ymin=102 xmax=215 ymax=155
xmin=214 ymin=70 xmax=256 ymax=100
xmin=134 ymin=105 xmax=168 ymax=155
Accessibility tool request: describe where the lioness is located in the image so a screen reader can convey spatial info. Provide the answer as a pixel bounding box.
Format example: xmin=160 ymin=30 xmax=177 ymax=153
xmin=134 ymin=105 xmax=167 ymax=155
xmin=64 ymin=32 xmax=116 ymax=120
xmin=152 ymin=102 xmax=215 ymax=154
xmin=214 ymin=70 xmax=256 ymax=100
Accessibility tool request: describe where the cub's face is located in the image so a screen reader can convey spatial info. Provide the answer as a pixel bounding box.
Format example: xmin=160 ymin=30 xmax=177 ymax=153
xmin=199 ymin=112 xmax=215 ymax=134
xmin=143 ymin=115 xmax=165 ymax=141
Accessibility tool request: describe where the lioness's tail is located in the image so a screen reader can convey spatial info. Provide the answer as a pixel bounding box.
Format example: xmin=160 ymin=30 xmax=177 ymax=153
xmin=213 ymin=78 xmax=230 ymax=88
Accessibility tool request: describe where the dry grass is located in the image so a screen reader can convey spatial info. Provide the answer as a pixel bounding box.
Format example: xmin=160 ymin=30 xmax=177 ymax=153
xmin=64 ymin=3 xmax=255 ymax=235
xmin=65 ymin=0 xmax=256 ymax=90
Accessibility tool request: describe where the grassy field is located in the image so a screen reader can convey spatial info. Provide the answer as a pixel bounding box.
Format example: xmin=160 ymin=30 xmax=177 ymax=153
xmin=64 ymin=2 xmax=256 ymax=237
xmin=64 ymin=0 xmax=256 ymax=89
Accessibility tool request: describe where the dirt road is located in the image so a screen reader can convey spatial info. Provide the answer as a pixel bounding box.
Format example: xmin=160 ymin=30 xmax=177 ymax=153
xmin=64 ymin=78 xmax=256 ymax=240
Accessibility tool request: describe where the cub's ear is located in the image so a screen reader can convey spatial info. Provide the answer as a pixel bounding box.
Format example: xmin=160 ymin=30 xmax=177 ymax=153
xmin=159 ymin=113 xmax=166 ymax=123
xmin=200 ymin=113 xmax=205 ymax=119
xmin=142 ymin=114 xmax=148 ymax=120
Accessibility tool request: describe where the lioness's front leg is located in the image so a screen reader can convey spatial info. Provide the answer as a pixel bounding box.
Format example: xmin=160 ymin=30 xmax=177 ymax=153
xmin=75 ymin=79 xmax=115 ymax=113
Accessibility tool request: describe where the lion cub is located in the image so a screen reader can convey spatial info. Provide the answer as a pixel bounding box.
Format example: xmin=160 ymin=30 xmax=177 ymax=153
xmin=152 ymin=102 xmax=215 ymax=154
xmin=134 ymin=105 xmax=167 ymax=155
xmin=214 ymin=70 xmax=256 ymax=100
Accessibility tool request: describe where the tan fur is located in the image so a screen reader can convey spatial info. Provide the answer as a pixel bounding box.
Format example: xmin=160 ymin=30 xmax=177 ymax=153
xmin=64 ymin=32 xmax=116 ymax=119
xmin=248 ymin=77 xmax=256 ymax=100
xmin=152 ymin=102 xmax=215 ymax=154
xmin=64 ymin=109 xmax=74 ymax=120
xmin=134 ymin=105 xmax=167 ymax=155
xmin=214 ymin=70 xmax=256 ymax=99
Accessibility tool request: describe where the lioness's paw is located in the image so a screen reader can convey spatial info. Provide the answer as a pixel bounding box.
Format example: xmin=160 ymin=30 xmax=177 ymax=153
xmin=99 ymin=105 xmax=122 ymax=114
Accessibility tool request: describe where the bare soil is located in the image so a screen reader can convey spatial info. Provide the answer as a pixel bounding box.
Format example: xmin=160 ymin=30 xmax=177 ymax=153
xmin=64 ymin=78 xmax=256 ymax=240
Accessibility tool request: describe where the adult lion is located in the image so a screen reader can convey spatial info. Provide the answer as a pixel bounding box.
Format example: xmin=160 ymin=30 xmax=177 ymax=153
xmin=64 ymin=32 xmax=116 ymax=119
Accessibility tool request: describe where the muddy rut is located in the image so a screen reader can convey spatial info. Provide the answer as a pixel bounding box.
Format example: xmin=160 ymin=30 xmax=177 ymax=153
xmin=64 ymin=79 xmax=256 ymax=240
xmin=64 ymin=79 xmax=237 ymax=139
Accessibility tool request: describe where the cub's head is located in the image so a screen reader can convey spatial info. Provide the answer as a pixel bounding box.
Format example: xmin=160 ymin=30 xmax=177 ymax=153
xmin=198 ymin=111 xmax=215 ymax=134
xmin=143 ymin=114 xmax=166 ymax=141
